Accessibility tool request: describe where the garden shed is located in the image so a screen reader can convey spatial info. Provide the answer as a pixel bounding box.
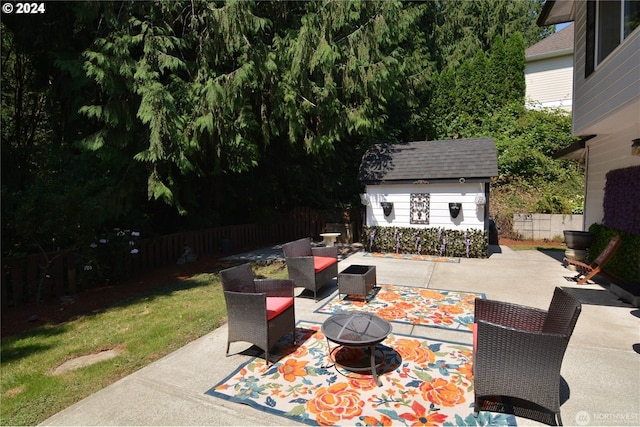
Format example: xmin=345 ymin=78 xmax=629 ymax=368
xmin=358 ymin=137 xmax=498 ymax=233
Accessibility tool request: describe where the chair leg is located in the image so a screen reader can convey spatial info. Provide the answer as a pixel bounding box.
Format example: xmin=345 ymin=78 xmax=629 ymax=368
xmin=225 ymin=341 xmax=231 ymax=356
xmin=577 ymin=267 xmax=599 ymax=285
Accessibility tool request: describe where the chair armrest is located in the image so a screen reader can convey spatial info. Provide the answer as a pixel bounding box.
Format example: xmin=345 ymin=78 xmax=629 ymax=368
xmin=563 ymin=257 xmax=592 ymax=269
xmin=312 ymin=246 xmax=338 ymax=258
xmin=223 ymin=291 xmax=268 ymax=324
xmin=474 ymin=319 xmax=570 ymax=379
xmin=475 ymin=298 xmax=547 ymax=332
xmin=255 ymin=279 xmax=295 ymax=298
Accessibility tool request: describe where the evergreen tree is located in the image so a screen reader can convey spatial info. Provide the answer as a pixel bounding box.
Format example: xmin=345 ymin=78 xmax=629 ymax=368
xmin=434 ymin=0 xmax=552 ymax=68
xmin=430 ymin=32 xmax=526 ymax=139
xmin=1 ymin=0 xmax=574 ymax=257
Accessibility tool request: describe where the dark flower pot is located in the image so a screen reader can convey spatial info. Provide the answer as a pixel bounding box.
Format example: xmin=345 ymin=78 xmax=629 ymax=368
xmin=449 ymin=202 xmax=462 ymax=219
xmin=563 ymin=230 xmax=594 ymax=250
xmin=381 ymin=202 xmax=393 ymax=217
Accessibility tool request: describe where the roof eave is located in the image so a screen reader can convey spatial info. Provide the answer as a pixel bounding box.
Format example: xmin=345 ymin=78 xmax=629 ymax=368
xmin=361 ymin=177 xmax=496 ymax=185
xmin=552 ymin=135 xmax=596 ymax=160
xmin=526 ymin=47 xmax=573 ymax=62
xmin=537 ymin=0 xmax=576 ymax=27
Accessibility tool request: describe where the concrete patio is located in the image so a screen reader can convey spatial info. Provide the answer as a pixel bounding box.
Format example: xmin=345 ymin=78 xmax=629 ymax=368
xmin=40 ymin=245 xmax=640 ymax=426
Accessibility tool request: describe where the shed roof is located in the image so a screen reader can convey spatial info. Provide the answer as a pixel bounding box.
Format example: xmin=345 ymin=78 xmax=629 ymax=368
xmin=358 ymin=137 xmax=498 ymax=184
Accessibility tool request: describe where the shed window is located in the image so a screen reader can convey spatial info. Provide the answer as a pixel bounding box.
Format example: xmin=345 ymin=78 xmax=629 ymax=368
xmin=410 ymin=193 xmax=430 ymax=224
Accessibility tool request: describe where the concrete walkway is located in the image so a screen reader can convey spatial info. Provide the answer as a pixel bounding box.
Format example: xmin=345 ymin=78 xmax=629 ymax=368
xmin=40 ymin=245 xmax=640 ymax=426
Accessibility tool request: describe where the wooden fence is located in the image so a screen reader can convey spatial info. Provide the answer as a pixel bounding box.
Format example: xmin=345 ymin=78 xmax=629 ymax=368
xmin=2 ymin=207 xmax=329 ymax=308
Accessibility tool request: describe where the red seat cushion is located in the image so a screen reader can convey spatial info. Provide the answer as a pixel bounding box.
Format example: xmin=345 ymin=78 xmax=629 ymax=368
xmin=314 ymin=256 xmax=337 ymax=273
xmin=266 ymin=297 xmax=294 ymax=320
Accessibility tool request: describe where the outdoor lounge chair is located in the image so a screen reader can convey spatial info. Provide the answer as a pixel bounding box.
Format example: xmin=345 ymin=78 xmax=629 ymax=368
xmin=282 ymin=237 xmax=338 ymax=300
xmin=564 ymin=235 xmax=621 ymax=285
xmin=473 ymin=287 xmax=582 ymax=426
xmin=219 ymin=263 xmax=296 ymax=365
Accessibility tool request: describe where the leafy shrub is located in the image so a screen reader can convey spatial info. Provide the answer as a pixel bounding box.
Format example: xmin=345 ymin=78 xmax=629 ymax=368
xmin=362 ymin=226 xmax=488 ymax=258
xmin=534 ymin=195 xmax=570 ymax=214
xmin=588 ymin=223 xmax=639 ymax=284
xmin=76 ymin=228 xmax=141 ymax=287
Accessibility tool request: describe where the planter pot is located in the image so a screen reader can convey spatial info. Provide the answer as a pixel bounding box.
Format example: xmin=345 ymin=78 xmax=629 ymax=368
xmin=449 ymin=202 xmax=462 ymax=219
xmin=564 ymin=248 xmax=587 ymax=271
xmin=380 ymin=202 xmax=393 ymax=217
xmin=563 ymin=230 xmax=594 ymax=250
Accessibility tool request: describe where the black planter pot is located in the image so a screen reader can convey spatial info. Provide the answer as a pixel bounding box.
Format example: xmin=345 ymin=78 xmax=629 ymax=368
xmin=380 ymin=202 xmax=393 ymax=217
xmin=449 ymin=202 xmax=462 ymax=219
xmin=563 ymin=230 xmax=594 ymax=250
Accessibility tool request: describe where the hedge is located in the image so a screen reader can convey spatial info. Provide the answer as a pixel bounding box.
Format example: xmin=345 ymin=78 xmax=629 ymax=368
xmin=588 ymin=223 xmax=640 ymax=284
xmin=362 ymin=226 xmax=488 ymax=258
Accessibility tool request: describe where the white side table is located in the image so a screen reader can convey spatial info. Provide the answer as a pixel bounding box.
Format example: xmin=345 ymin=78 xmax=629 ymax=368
xmin=320 ymin=232 xmax=341 ymax=247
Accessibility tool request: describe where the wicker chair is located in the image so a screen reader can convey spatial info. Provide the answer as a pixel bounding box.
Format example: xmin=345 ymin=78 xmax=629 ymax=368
xmin=220 ymin=263 xmax=296 ymax=365
xmin=473 ymin=287 xmax=582 ymax=426
xmin=282 ymin=238 xmax=338 ymax=300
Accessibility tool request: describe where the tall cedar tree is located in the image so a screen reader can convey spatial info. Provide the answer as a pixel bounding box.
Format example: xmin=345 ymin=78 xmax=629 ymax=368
xmin=2 ymin=0 xmax=566 ymax=256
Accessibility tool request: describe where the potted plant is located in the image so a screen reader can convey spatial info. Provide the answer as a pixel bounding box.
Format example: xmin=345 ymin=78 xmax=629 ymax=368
xmin=563 ymin=230 xmax=594 ymax=250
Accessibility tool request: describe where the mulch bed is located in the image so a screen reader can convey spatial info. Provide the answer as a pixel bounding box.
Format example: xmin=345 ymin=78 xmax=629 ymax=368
xmin=499 ymin=238 xmax=564 ymax=247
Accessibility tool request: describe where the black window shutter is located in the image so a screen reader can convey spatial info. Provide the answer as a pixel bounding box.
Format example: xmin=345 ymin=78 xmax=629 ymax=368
xmin=586 ymin=0 xmax=596 ymax=78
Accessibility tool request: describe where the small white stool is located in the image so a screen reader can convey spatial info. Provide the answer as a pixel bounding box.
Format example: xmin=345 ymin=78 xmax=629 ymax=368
xmin=320 ymin=232 xmax=341 ymax=247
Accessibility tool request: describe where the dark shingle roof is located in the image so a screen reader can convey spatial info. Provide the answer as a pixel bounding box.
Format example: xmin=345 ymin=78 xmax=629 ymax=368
xmin=525 ymin=23 xmax=574 ymax=59
xmin=358 ymin=137 xmax=498 ymax=184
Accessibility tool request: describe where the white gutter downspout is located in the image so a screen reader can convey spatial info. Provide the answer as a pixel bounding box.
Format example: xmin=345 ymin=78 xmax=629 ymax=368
xmin=583 ymin=145 xmax=590 ymax=231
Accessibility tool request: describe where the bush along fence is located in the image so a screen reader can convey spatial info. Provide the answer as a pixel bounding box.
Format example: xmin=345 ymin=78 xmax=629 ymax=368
xmin=362 ymin=226 xmax=488 ymax=258
xmin=1 ymin=207 xmax=328 ymax=308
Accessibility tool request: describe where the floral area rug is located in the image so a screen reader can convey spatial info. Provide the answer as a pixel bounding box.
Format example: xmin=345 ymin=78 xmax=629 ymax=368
xmin=315 ymin=285 xmax=482 ymax=332
xmin=206 ymin=323 xmax=515 ymax=426
xmin=363 ymin=252 xmax=460 ymax=263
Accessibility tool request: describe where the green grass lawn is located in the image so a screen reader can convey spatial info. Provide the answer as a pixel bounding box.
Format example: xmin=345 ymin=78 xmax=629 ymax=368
xmin=1 ymin=262 xmax=288 ymax=426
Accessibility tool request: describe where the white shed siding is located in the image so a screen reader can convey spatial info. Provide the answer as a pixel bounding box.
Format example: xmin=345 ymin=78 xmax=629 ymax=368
xmin=525 ymin=55 xmax=573 ymax=111
xmin=364 ymin=183 xmax=486 ymax=231
xmin=573 ymin=5 xmax=640 ymax=136
xmin=584 ymin=125 xmax=640 ymax=229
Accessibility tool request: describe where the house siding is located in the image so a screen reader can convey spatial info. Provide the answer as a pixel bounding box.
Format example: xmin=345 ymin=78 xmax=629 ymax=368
xmin=584 ymin=126 xmax=640 ymax=229
xmin=571 ymin=3 xmax=640 ymax=230
xmin=573 ymin=6 xmax=640 ymax=135
xmin=364 ymin=183 xmax=486 ymax=231
xmin=525 ymin=54 xmax=573 ymax=111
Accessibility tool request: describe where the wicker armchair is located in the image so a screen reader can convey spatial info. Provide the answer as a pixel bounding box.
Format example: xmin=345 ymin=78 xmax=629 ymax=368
xmin=282 ymin=238 xmax=338 ymax=300
xmin=220 ymin=263 xmax=296 ymax=365
xmin=473 ymin=287 xmax=581 ymax=426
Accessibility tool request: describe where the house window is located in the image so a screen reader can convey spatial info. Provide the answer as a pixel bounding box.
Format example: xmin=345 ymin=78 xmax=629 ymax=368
xmin=410 ymin=193 xmax=430 ymax=224
xmin=586 ymin=0 xmax=640 ymax=77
